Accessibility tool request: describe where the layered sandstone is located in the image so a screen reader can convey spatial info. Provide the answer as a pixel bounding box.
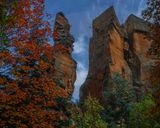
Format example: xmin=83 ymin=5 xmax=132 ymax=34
xmin=53 ymin=12 xmax=76 ymax=93
xmin=80 ymin=7 xmax=157 ymax=102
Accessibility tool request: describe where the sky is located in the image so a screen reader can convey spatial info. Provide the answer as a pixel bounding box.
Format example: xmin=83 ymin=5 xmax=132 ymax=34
xmin=45 ymin=0 xmax=147 ymax=101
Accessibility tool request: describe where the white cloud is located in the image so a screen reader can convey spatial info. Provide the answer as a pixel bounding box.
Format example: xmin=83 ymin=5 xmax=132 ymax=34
xmin=72 ymin=62 xmax=88 ymax=102
xmin=73 ymin=35 xmax=86 ymax=54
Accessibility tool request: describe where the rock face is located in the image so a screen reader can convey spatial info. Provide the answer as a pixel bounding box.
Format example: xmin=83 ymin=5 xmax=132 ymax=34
xmin=53 ymin=12 xmax=75 ymax=53
xmin=80 ymin=7 xmax=157 ymax=102
xmin=53 ymin=12 xmax=76 ymax=93
xmin=124 ymin=14 xmax=155 ymax=99
xmin=80 ymin=7 xmax=132 ymax=102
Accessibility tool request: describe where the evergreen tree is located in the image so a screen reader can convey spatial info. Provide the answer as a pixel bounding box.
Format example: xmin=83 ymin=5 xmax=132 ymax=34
xmin=128 ymin=94 xmax=160 ymax=128
xmin=103 ymin=73 xmax=136 ymax=128
xmin=70 ymin=96 xmax=108 ymax=128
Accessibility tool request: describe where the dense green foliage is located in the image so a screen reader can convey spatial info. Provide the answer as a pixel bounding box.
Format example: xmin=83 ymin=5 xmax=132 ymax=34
xmin=128 ymin=94 xmax=160 ymax=128
xmin=71 ymin=74 xmax=160 ymax=128
xmin=103 ymin=73 xmax=135 ymax=127
xmin=71 ymin=96 xmax=108 ymax=128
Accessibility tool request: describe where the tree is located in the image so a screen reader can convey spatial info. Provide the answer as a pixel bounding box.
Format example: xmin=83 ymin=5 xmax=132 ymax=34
xmin=0 ymin=43 xmax=70 ymax=127
xmin=142 ymin=0 xmax=160 ymax=117
xmin=103 ymin=73 xmax=136 ymax=128
xmin=0 ymin=0 xmax=51 ymax=44
xmin=142 ymin=0 xmax=160 ymax=58
xmin=0 ymin=0 xmax=71 ymax=127
xmin=128 ymin=94 xmax=160 ymax=128
xmin=142 ymin=0 xmax=160 ymax=84
xmin=70 ymin=96 xmax=108 ymax=128
xmin=0 ymin=0 xmax=18 ymax=48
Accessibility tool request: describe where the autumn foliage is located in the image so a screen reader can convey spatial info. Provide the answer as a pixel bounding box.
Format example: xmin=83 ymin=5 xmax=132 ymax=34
xmin=142 ymin=0 xmax=160 ymax=119
xmin=0 ymin=0 xmax=71 ymax=127
xmin=142 ymin=0 xmax=160 ymax=84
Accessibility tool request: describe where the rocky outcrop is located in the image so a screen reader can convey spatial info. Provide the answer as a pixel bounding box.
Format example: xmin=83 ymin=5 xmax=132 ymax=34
xmin=124 ymin=15 xmax=155 ymax=100
xmin=80 ymin=7 xmax=157 ymax=102
xmin=80 ymin=7 xmax=132 ymax=102
xmin=53 ymin=12 xmax=76 ymax=94
xmin=53 ymin=12 xmax=74 ymax=53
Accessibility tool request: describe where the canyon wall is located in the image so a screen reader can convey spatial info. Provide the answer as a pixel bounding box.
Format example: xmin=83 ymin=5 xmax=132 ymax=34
xmin=80 ymin=7 xmax=157 ymax=102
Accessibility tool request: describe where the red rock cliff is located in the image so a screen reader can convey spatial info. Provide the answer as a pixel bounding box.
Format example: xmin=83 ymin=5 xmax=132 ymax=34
xmin=80 ymin=7 xmax=158 ymax=102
